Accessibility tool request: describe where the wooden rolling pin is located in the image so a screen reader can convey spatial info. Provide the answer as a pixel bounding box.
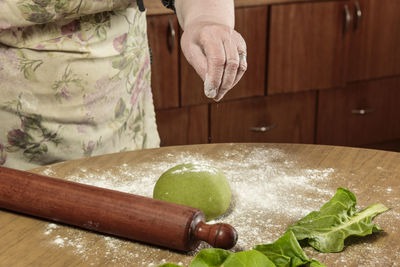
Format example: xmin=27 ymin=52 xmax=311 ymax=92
xmin=0 ymin=166 xmax=237 ymax=252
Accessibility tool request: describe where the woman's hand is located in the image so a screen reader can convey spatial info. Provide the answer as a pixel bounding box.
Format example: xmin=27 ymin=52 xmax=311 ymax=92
xmin=180 ymin=21 xmax=247 ymax=101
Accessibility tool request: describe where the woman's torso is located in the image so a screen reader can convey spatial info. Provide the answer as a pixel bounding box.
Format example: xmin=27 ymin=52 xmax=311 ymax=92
xmin=0 ymin=4 xmax=160 ymax=170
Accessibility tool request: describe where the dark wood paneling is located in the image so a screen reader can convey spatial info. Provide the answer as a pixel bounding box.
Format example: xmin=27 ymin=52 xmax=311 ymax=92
xmin=363 ymin=139 xmax=400 ymax=153
xmin=348 ymin=0 xmax=400 ymax=81
xmin=268 ymin=1 xmax=349 ymax=94
xmin=147 ymin=15 xmax=179 ymax=109
xmin=180 ymin=6 xmax=268 ymax=106
xmin=156 ymin=105 xmax=209 ymax=146
xmin=316 ymin=77 xmax=400 ymax=146
xmin=210 ymin=91 xmax=316 ymax=143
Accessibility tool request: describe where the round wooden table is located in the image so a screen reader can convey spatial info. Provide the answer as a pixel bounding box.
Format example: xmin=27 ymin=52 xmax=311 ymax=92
xmin=1 ymin=143 xmax=399 ymax=266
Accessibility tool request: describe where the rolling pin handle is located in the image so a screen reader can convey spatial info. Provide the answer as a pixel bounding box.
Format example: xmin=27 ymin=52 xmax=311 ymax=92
xmin=194 ymin=221 xmax=238 ymax=249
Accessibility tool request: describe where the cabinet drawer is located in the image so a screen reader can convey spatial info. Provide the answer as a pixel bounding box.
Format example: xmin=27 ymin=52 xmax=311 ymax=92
xmin=156 ymin=105 xmax=208 ymax=146
xmin=210 ymin=92 xmax=316 ymax=143
xmin=316 ymin=77 xmax=400 ymax=146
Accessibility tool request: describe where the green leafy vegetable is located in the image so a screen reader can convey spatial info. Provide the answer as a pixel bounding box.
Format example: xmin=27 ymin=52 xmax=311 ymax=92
xmin=179 ymin=233 xmax=323 ymax=267
xmin=287 ymin=188 xmax=388 ymax=253
xmin=221 ymin=250 xmax=275 ymax=267
xmin=158 ymin=264 xmax=182 ymax=267
xmin=188 ymin=248 xmax=232 ymax=267
xmin=254 ymin=231 xmax=326 ymax=267
xmin=309 ymin=260 xmax=326 ymax=267
xmin=159 ymin=188 xmax=388 ymax=267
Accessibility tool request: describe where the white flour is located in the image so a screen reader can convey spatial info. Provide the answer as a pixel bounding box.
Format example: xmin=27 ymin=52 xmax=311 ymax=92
xmin=38 ymin=146 xmax=397 ymax=266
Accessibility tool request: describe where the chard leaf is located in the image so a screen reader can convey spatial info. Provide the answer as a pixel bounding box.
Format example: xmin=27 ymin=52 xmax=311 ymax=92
xmin=188 ymin=248 xmax=232 ymax=267
xmin=309 ymin=260 xmax=326 ymax=267
xmin=221 ymin=250 xmax=275 ymax=267
xmin=187 ymin=248 xmax=275 ymax=267
xmin=254 ymin=231 xmax=326 ymax=267
xmin=287 ymin=188 xmax=388 ymax=253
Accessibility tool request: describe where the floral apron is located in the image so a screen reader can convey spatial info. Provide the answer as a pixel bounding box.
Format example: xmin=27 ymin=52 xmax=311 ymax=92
xmin=0 ymin=1 xmax=160 ymax=170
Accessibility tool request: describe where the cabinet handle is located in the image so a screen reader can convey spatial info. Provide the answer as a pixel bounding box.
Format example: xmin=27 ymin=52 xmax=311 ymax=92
xmin=167 ymin=19 xmax=176 ymax=53
xmin=351 ymin=108 xmax=375 ymax=115
xmin=250 ymin=124 xmax=276 ymax=132
xmin=343 ymin=4 xmax=352 ymax=34
xmin=354 ymin=1 xmax=362 ymax=30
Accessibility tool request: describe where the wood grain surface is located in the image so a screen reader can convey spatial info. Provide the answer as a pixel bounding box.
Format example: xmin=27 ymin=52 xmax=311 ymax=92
xmin=268 ymin=1 xmax=349 ymax=94
xmin=155 ymin=104 xmax=209 ymax=146
xmin=147 ymin=15 xmax=180 ymax=109
xmin=1 ymin=143 xmax=399 ymax=266
xmin=347 ymin=0 xmax=400 ymax=81
xmin=210 ymin=92 xmax=316 ymax=143
xmin=317 ymin=76 xmax=400 ymax=146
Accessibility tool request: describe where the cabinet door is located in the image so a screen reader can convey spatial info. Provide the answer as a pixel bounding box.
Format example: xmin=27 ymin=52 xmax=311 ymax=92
xmin=155 ymin=105 xmax=208 ymax=146
xmin=147 ymin=15 xmax=179 ymax=109
xmin=316 ymin=77 xmax=400 ymax=146
xmin=348 ymin=0 xmax=400 ymax=81
xmin=210 ymin=92 xmax=316 ymax=143
xmin=268 ymin=1 xmax=350 ymax=94
xmin=180 ymin=6 xmax=268 ymax=106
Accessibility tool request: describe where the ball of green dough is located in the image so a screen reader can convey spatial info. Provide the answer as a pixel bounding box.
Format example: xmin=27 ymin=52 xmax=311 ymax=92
xmin=153 ymin=163 xmax=232 ymax=221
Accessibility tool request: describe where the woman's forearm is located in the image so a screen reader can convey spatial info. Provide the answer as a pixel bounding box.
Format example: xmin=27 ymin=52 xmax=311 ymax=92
xmin=173 ymin=0 xmax=246 ymax=101
xmin=175 ymin=0 xmax=235 ymax=30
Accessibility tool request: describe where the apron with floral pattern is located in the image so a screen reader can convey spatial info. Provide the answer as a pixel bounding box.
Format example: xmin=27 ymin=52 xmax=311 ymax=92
xmin=0 ymin=1 xmax=160 ymax=170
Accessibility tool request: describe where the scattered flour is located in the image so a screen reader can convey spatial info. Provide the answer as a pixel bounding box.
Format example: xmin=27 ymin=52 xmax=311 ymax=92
xmin=53 ymin=236 xmax=65 ymax=247
xmin=44 ymin=223 xmax=58 ymax=235
xmin=37 ymin=145 xmax=398 ymax=266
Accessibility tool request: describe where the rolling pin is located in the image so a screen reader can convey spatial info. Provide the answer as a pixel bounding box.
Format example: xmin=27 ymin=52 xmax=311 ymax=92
xmin=0 ymin=166 xmax=237 ymax=252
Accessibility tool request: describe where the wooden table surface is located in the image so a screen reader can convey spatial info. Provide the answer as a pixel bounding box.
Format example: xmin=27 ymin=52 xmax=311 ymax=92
xmin=1 ymin=143 xmax=399 ymax=266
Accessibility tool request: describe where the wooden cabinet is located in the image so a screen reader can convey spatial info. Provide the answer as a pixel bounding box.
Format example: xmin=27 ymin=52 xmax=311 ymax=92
xmin=268 ymin=1 xmax=350 ymax=94
xmin=148 ymin=15 xmax=209 ymax=147
xmin=147 ymin=1 xmax=400 ymax=151
xmin=210 ymin=91 xmax=316 ymax=143
xmin=155 ymin=105 xmax=208 ymax=146
xmin=316 ymin=76 xmax=400 ymax=146
xmin=268 ymin=0 xmax=400 ymax=94
xmin=147 ymin=15 xmax=180 ymax=109
xmin=180 ymin=6 xmax=268 ymax=106
xmin=347 ymin=0 xmax=400 ymax=81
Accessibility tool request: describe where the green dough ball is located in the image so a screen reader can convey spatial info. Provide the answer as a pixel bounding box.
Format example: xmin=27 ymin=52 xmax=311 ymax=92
xmin=153 ymin=163 xmax=232 ymax=221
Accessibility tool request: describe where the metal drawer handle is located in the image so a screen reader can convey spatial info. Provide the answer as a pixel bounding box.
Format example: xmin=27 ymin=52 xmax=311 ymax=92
xmin=167 ymin=18 xmax=176 ymax=53
xmin=343 ymin=4 xmax=352 ymax=34
xmin=351 ymin=108 xmax=375 ymax=115
xmin=250 ymin=124 xmax=276 ymax=132
xmin=354 ymin=1 xmax=362 ymax=30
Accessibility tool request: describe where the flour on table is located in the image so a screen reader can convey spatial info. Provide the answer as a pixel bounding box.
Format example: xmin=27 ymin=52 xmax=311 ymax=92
xmin=44 ymin=223 xmax=58 ymax=235
xmin=38 ymin=145 xmax=396 ymax=266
